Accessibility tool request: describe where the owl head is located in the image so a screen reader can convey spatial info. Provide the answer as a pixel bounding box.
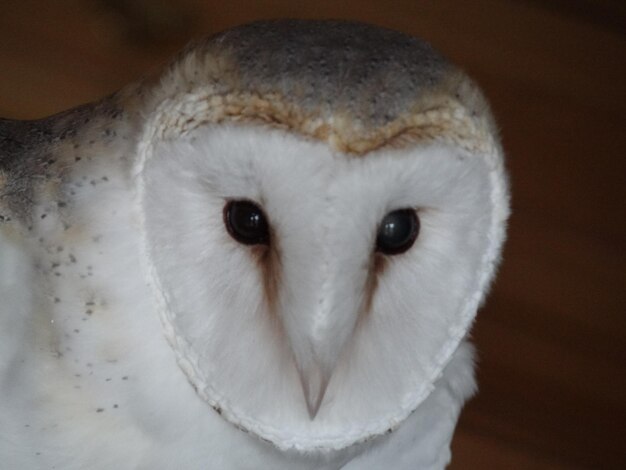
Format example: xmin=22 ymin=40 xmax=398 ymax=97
xmin=1 ymin=20 xmax=509 ymax=453
xmin=131 ymin=20 xmax=509 ymax=451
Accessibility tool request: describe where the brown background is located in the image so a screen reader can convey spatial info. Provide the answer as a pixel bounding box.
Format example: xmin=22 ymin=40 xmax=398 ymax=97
xmin=2 ymin=1 xmax=625 ymax=468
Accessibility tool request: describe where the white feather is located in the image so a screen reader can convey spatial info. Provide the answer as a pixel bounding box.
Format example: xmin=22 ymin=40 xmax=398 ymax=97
xmin=0 ymin=89 xmax=506 ymax=470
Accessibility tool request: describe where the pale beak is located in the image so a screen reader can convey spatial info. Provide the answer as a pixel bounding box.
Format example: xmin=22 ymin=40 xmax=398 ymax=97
xmin=298 ymin=360 xmax=331 ymax=419
xmin=279 ymin=246 xmax=368 ymax=420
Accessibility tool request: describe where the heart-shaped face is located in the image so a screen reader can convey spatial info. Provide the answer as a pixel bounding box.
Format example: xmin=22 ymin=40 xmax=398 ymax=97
xmin=139 ymin=122 xmax=506 ymax=451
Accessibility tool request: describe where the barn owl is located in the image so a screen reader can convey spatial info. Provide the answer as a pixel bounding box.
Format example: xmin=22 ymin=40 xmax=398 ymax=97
xmin=0 ymin=20 xmax=509 ymax=469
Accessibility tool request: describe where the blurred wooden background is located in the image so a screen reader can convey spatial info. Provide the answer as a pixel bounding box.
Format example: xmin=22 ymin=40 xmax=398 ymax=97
xmin=2 ymin=1 xmax=625 ymax=468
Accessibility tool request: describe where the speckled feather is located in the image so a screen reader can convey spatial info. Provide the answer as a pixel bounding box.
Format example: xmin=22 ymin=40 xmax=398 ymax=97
xmin=205 ymin=20 xmax=449 ymax=121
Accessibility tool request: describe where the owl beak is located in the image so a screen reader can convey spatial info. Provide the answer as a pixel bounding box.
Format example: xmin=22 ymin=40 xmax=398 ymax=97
xmin=281 ymin=258 xmax=364 ymax=420
xmin=298 ymin=361 xmax=331 ymax=420
xmin=290 ymin=324 xmax=353 ymax=420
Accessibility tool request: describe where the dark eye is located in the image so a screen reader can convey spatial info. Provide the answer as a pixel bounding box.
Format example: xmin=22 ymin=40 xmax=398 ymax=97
xmin=376 ymin=209 xmax=420 ymax=255
xmin=223 ymin=200 xmax=270 ymax=245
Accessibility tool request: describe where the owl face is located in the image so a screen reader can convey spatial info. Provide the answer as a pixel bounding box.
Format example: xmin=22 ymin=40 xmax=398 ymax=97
xmin=140 ymin=123 xmax=495 ymax=450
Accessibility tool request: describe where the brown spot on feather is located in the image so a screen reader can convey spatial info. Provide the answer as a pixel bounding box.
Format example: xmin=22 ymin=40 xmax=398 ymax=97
xmin=250 ymin=227 xmax=281 ymax=315
xmin=362 ymin=253 xmax=387 ymax=316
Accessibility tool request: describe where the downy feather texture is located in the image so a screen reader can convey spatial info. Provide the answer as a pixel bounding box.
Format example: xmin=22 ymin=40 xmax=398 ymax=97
xmin=0 ymin=20 xmax=509 ymax=469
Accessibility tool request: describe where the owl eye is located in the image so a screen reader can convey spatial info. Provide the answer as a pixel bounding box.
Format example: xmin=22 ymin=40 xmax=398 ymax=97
xmin=376 ymin=209 xmax=420 ymax=255
xmin=224 ymin=200 xmax=270 ymax=245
